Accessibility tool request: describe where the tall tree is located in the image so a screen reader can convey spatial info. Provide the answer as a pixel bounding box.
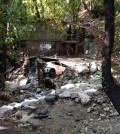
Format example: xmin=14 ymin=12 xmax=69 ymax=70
xmin=102 ymin=0 xmax=120 ymax=114
xmin=102 ymin=0 xmax=115 ymax=87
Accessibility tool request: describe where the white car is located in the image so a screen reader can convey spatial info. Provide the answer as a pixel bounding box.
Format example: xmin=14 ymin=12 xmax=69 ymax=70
xmin=44 ymin=61 xmax=65 ymax=76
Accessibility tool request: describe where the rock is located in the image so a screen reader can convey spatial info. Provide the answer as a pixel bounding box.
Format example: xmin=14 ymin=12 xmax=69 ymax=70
xmin=50 ymin=90 xmax=56 ymax=95
xmin=84 ymin=88 xmax=97 ymax=95
xmin=97 ymin=97 xmax=106 ymax=103
xmin=71 ymin=93 xmax=78 ymax=99
xmin=40 ymin=91 xmax=48 ymax=96
xmin=75 ymin=98 xmax=80 ymax=103
xmin=61 ymin=84 xmax=75 ymax=90
xmin=60 ymin=75 xmax=64 ymax=79
xmin=59 ymin=91 xmax=71 ymax=98
xmin=76 ymin=64 xmax=89 ymax=74
xmin=74 ymin=72 xmax=79 ymax=77
xmin=0 ymin=105 xmax=13 ymax=117
xmin=103 ymin=107 xmax=110 ymax=112
xmin=21 ymin=98 xmax=38 ymax=108
xmin=19 ymin=95 xmax=25 ymax=102
xmin=89 ymin=61 xmax=97 ymax=73
xmin=5 ymin=81 xmax=18 ymax=90
xmin=18 ymin=123 xmax=30 ymax=128
xmin=31 ymin=80 xmax=38 ymax=88
xmin=35 ymin=107 xmax=48 ymax=115
xmin=87 ymin=107 xmax=93 ymax=113
xmin=36 ymin=88 xmax=42 ymax=94
xmin=34 ymin=114 xmax=48 ymax=119
xmin=19 ymin=78 xmax=28 ymax=86
xmin=44 ymin=95 xmax=56 ymax=103
xmin=78 ymin=92 xmax=91 ymax=105
xmin=19 ymin=83 xmax=31 ymax=90
xmin=0 ymin=126 xmax=7 ymax=131
xmin=110 ymin=111 xmax=119 ymax=116
xmin=68 ymin=80 xmax=73 ymax=84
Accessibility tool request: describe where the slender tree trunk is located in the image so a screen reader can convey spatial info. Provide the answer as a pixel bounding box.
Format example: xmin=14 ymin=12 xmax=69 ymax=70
xmin=102 ymin=0 xmax=120 ymax=115
xmin=102 ymin=0 xmax=115 ymax=88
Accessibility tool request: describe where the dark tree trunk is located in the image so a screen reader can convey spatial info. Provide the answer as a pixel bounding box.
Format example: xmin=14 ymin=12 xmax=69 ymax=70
xmin=102 ymin=0 xmax=115 ymax=87
xmin=102 ymin=0 xmax=120 ymax=115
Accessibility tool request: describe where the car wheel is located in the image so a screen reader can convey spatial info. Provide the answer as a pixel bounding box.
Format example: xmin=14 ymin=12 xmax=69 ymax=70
xmin=49 ymin=68 xmax=56 ymax=78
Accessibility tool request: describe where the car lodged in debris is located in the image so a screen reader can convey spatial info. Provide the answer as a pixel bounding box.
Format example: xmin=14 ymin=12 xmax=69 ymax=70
xmin=44 ymin=60 xmax=66 ymax=76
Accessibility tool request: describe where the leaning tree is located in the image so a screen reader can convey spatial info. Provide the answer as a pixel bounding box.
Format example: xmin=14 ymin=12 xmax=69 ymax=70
xmin=102 ymin=0 xmax=120 ymax=114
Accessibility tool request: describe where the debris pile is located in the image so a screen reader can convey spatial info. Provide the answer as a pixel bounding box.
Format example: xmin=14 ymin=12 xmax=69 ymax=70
xmin=0 ymin=56 xmax=119 ymax=134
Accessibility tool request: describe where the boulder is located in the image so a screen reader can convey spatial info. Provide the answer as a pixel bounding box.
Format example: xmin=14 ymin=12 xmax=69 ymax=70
xmin=44 ymin=95 xmax=56 ymax=103
xmin=19 ymin=83 xmax=31 ymax=90
xmin=61 ymin=84 xmax=75 ymax=90
xmin=89 ymin=61 xmax=98 ymax=73
xmin=78 ymin=92 xmax=91 ymax=105
xmin=5 ymin=81 xmax=18 ymax=90
xmin=19 ymin=78 xmax=28 ymax=86
xmin=59 ymin=91 xmax=71 ymax=98
xmin=0 ymin=126 xmax=7 ymax=131
xmin=35 ymin=107 xmax=48 ymax=115
xmin=76 ymin=64 xmax=89 ymax=74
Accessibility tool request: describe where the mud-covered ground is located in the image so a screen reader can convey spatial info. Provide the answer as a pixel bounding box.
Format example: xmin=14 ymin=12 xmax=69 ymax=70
xmin=0 ymin=57 xmax=120 ymax=134
xmin=0 ymin=90 xmax=120 ymax=134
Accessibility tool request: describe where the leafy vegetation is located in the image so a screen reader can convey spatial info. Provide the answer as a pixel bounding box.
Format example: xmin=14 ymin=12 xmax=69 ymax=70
xmin=0 ymin=0 xmax=119 ymax=49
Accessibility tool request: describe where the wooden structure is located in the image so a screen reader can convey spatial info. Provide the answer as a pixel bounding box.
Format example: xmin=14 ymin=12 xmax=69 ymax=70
xmin=62 ymin=40 xmax=79 ymax=57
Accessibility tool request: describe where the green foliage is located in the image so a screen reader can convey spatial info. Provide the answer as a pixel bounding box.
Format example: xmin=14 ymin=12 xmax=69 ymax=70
xmin=0 ymin=0 xmax=119 ymax=48
xmin=0 ymin=0 xmax=37 ymax=47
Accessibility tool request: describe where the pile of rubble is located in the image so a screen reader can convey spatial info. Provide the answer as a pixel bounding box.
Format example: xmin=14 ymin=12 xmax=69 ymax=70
xmin=0 ymin=56 xmax=119 ymax=134
xmin=0 ymin=56 xmax=103 ymax=118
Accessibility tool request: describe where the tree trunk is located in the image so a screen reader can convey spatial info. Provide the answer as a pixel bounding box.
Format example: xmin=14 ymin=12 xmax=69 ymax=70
xmin=102 ymin=0 xmax=120 ymax=115
xmin=102 ymin=0 xmax=115 ymax=87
